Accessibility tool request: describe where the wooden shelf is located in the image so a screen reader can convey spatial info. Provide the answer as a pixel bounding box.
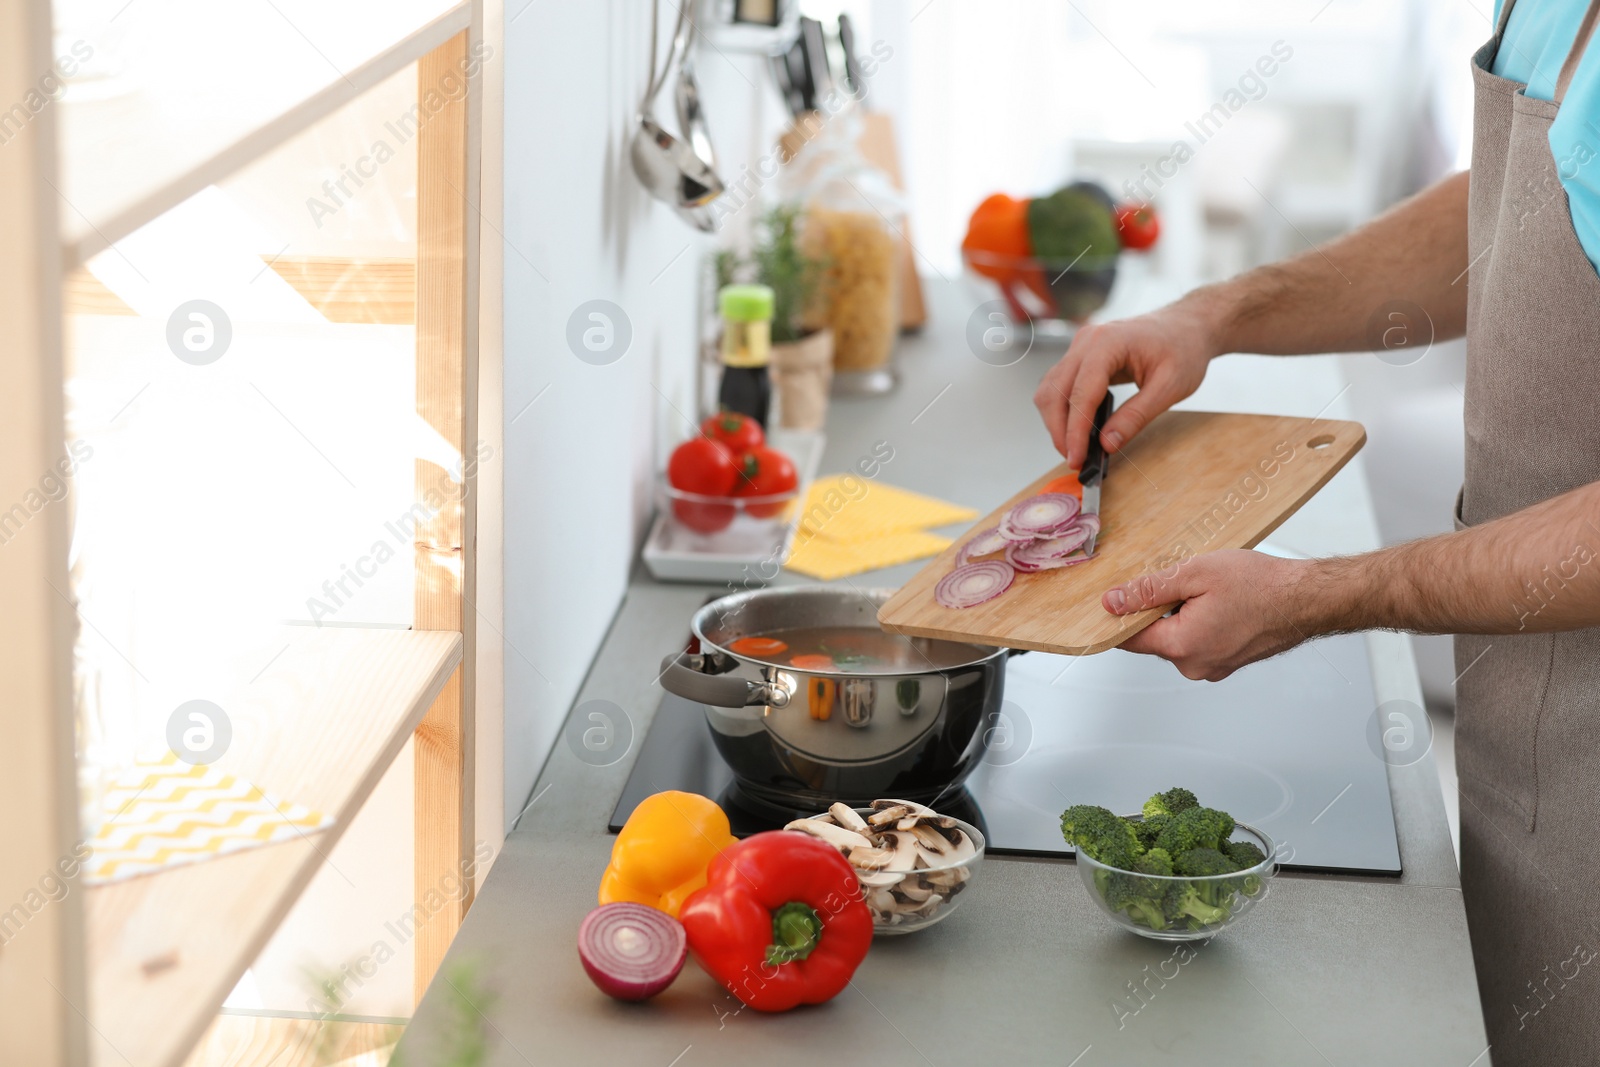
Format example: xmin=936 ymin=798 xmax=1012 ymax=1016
xmin=57 ymin=0 xmax=470 ymax=269
xmin=66 ymin=257 xmax=417 ymax=324
xmin=84 ymin=626 xmax=462 ymax=1067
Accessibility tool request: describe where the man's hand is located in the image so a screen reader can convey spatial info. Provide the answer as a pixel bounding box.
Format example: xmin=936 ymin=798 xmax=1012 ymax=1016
xmin=1032 ymin=297 xmax=1222 ymax=470
xmin=1102 ymin=550 xmax=1318 ymax=681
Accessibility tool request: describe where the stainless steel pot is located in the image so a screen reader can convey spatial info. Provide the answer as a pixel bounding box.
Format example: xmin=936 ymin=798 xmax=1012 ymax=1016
xmin=658 ymin=586 xmax=1007 ymax=809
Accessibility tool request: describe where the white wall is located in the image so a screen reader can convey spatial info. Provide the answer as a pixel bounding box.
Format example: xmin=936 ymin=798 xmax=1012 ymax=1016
xmin=500 ymin=3 xmax=765 ymax=818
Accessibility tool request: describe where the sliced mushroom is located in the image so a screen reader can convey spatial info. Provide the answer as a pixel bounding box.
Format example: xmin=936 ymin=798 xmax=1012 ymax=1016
xmin=867 ymin=804 xmax=910 ymax=828
xmin=848 ymin=845 xmax=896 ymax=870
xmin=910 ymin=823 xmax=955 ymax=858
xmin=913 ymin=893 xmax=944 ymax=918
xmin=856 ymin=870 xmax=904 ymax=888
xmin=939 ymin=828 xmax=978 ymax=864
xmin=785 ymin=818 xmax=872 ymax=852
xmin=922 ymin=866 xmax=970 ymax=888
xmin=865 ymin=886 xmax=898 ymax=912
xmin=829 ymin=803 xmax=871 ymax=834
xmin=895 ymin=879 xmax=933 ymax=904
xmin=879 ymin=830 xmax=921 ymax=872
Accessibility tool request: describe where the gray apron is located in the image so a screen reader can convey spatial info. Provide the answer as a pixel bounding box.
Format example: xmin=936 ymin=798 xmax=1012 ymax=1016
xmin=1459 ymin=2 xmax=1600 ymax=1061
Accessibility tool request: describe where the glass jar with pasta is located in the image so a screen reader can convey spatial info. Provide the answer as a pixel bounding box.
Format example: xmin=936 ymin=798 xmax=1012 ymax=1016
xmin=781 ymin=107 xmax=904 ymax=394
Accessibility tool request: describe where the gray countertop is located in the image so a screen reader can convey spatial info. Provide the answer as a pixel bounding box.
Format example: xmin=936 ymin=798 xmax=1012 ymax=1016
xmin=398 ymin=282 xmax=1488 ymax=1066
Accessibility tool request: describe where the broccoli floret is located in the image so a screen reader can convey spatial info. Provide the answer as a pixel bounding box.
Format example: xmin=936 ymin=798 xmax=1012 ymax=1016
xmin=1153 ymin=807 xmax=1235 ymax=855
xmin=1134 ymin=814 xmax=1168 ymax=850
xmin=1175 ymin=847 xmax=1252 ymax=913
xmin=1060 ymin=805 xmax=1142 ymax=869
xmin=1174 ymin=847 xmax=1237 ymax=879
xmin=1102 ymin=869 xmax=1166 ymax=930
xmin=1224 ymin=839 xmax=1267 ymax=871
xmin=1097 ymin=848 xmax=1177 ymax=931
xmin=1161 ymin=879 xmax=1228 ymax=927
xmin=1135 ymin=847 xmax=1174 ymax=879
xmin=1141 ymin=787 xmax=1200 ymax=821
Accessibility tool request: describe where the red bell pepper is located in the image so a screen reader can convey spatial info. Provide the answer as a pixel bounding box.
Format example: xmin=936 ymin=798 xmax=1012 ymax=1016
xmin=679 ymin=830 xmax=874 ymax=1012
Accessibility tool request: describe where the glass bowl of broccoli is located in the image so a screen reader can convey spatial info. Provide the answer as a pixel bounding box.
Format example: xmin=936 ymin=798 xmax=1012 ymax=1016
xmin=1063 ymin=791 xmax=1276 ymax=942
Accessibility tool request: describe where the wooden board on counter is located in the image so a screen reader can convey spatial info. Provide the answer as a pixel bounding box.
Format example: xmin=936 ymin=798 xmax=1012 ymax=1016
xmin=878 ymin=411 xmax=1366 ymax=655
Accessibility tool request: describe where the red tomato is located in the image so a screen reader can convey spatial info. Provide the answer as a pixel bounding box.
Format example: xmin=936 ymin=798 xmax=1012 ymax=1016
xmin=668 ymin=437 xmax=738 ymax=533
xmin=700 ymin=411 xmax=764 ymax=454
xmin=732 ymin=446 xmax=799 ymax=519
xmin=1115 ymin=203 xmax=1161 ymax=251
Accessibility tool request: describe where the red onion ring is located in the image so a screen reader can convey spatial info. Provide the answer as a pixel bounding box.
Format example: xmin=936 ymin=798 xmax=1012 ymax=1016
xmin=1017 ymin=525 xmax=1090 ymax=559
xmin=1005 ymin=493 xmax=1080 ymax=535
xmin=935 ymin=560 xmax=1015 ymax=608
xmin=957 ymin=526 xmax=1010 ymax=565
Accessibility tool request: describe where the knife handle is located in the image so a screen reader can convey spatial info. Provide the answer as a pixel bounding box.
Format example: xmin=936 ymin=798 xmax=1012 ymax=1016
xmin=1080 ymin=393 xmax=1115 ymax=483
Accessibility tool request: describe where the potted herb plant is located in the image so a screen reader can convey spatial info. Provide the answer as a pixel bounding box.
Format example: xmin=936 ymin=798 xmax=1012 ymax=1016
xmin=716 ymin=205 xmax=832 ymax=430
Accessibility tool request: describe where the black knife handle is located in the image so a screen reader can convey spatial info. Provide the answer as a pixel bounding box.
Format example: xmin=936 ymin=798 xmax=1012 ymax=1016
xmin=1080 ymin=393 xmax=1116 ymax=483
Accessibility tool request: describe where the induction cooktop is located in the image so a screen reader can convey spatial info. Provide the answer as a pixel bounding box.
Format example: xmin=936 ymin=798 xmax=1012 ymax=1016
xmin=610 ymin=633 xmax=1403 ymax=875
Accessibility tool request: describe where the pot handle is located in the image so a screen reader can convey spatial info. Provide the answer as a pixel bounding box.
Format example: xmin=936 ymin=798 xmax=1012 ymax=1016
xmin=658 ymin=654 xmax=792 ymax=709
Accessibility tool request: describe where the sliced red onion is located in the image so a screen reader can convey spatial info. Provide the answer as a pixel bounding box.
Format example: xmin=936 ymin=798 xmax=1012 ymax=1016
xmin=1005 ymin=543 xmax=1044 ymax=573
xmin=957 ymin=526 xmax=1009 ymax=565
xmin=1019 ymin=525 xmax=1090 ymax=559
xmin=1073 ymin=513 xmax=1101 ymax=537
xmin=1007 ymin=543 xmax=1097 ymax=572
xmin=1005 ymin=493 xmax=1080 ymax=535
xmin=996 ymin=515 xmax=1035 ymax=542
xmin=935 ymin=560 xmax=1015 ymax=608
xmin=578 ymin=903 xmax=687 ymax=1001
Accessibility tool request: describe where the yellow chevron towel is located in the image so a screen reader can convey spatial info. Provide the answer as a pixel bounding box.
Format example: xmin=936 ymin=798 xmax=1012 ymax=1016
xmin=84 ymin=752 xmax=332 ymax=884
xmin=785 ymin=476 xmax=977 ymax=581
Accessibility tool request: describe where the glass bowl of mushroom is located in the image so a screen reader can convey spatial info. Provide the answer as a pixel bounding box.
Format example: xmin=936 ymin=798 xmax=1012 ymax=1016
xmin=789 ymin=799 xmax=986 ymax=935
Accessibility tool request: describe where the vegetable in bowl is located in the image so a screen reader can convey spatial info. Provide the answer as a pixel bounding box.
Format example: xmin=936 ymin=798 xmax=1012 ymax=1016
xmin=1063 ymin=788 xmax=1275 ymax=940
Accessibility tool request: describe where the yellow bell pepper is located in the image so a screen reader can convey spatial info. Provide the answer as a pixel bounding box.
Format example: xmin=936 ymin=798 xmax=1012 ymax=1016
xmin=598 ymin=790 xmax=737 ymax=917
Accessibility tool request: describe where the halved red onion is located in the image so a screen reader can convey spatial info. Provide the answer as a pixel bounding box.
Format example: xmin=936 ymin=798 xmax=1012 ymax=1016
xmin=1005 ymin=493 xmax=1080 ymax=535
xmin=957 ymin=526 xmax=1009 ymax=565
xmin=578 ymin=902 xmax=687 ymax=1001
xmin=935 ymin=560 xmax=1015 ymax=608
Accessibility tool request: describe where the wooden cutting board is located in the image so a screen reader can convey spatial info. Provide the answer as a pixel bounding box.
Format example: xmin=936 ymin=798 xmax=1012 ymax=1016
xmin=877 ymin=410 xmax=1366 ymax=655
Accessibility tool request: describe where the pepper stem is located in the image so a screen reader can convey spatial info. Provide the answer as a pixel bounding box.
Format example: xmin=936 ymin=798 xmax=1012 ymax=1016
xmin=765 ymin=902 xmax=822 ymax=966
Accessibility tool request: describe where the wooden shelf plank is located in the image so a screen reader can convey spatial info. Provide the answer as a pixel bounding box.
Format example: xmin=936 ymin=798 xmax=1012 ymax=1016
xmin=85 ymin=626 xmax=462 ymax=1067
xmin=57 ymin=0 xmax=470 ymax=270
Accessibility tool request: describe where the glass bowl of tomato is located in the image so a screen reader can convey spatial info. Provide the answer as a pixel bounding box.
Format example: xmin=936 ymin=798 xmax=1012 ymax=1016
xmin=660 ymin=481 xmax=801 ymax=542
xmin=664 ymin=426 xmax=802 ymax=548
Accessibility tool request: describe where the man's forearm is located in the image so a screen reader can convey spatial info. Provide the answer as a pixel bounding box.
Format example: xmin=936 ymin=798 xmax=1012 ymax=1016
xmin=1186 ymin=171 xmax=1472 ymax=358
xmin=1299 ymin=481 xmax=1600 ymax=637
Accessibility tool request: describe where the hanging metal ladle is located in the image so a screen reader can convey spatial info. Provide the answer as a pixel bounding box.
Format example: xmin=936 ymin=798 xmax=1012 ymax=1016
xmin=630 ymin=0 xmax=723 ymax=231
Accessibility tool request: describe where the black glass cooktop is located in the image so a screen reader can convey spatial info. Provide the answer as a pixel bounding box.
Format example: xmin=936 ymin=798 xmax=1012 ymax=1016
xmin=609 ymin=634 xmax=1403 ymax=874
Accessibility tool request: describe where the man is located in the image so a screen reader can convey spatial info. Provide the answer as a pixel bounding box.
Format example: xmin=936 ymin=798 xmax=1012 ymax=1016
xmin=1034 ymin=2 xmax=1600 ymax=1062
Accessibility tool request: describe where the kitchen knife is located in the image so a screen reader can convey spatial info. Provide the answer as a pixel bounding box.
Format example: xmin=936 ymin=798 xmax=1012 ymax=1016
xmin=838 ymin=13 xmax=865 ymax=100
xmin=1078 ymin=393 xmax=1114 ymax=556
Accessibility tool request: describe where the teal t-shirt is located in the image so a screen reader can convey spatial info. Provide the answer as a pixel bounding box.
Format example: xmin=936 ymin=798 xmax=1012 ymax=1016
xmin=1491 ymin=0 xmax=1600 ymax=274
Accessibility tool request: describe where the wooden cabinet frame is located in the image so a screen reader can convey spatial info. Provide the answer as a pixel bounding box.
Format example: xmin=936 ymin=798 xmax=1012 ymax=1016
xmin=0 ymin=2 xmax=490 ymax=1063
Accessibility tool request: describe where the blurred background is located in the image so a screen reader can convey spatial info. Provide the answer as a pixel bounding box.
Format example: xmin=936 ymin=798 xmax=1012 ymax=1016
xmin=697 ymin=0 xmax=1477 ymax=761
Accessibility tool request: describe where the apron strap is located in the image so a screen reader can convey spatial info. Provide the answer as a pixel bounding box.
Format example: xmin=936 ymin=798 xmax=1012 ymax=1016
xmin=1495 ymin=0 xmax=1518 ymax=38
xmin=1554 ymin=0 xmax=1600 ymax=105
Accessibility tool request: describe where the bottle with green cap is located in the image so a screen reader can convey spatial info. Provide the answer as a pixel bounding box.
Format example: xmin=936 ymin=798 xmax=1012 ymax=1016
xmin=718 ymin=283 xmax=775 ymax=429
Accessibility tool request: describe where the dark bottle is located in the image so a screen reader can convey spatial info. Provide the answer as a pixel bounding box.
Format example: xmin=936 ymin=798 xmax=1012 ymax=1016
xmin=717 ymin=284 xmax=774 ymax=428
